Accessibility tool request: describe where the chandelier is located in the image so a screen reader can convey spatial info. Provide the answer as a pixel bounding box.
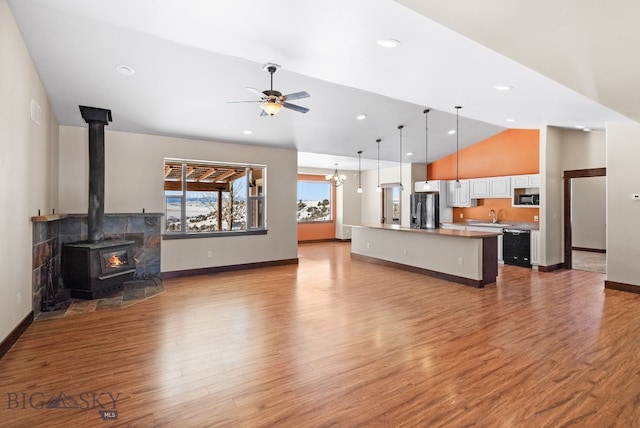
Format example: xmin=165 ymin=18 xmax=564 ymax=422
xmin=326 ymin=164 xmax=347 ymax=187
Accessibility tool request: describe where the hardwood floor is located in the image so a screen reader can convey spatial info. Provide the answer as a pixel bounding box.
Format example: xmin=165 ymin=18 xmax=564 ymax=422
xmin=1 ymin=241 xmax=639 ymax=427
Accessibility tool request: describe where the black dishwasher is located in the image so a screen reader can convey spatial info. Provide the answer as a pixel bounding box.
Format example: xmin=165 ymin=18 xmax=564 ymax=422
xmin=502 ymin=229 xmax=531 ymax=268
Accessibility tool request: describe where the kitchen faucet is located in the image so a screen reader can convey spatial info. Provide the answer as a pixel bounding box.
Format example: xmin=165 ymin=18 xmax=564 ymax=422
xmin=489 ymin=209 xmax=497 ymax=224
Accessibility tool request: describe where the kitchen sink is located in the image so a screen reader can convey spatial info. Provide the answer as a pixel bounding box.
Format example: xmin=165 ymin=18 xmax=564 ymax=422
xmin=468 ymin=222 xmax=513 ymax=227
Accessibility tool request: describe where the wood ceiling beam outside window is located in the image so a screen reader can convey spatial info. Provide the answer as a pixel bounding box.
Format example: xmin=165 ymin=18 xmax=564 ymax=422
xmin=198 ymin=168 xmax=217 ymax=181
xmin=163 ymin=161 xmax=249 ymax=191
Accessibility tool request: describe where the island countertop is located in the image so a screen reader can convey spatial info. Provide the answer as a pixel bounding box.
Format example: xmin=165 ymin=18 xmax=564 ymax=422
xmin=351 ymin=223 xmax=502 ymax=239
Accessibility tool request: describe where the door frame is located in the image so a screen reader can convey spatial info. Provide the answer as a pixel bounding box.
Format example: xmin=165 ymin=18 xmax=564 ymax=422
xmin=563 ymin=167 xmax=606 ymax=269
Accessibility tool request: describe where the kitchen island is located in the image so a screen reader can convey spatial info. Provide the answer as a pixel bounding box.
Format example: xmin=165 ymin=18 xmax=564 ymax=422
xmin=350 ymin=224 xmax=500 ymax=288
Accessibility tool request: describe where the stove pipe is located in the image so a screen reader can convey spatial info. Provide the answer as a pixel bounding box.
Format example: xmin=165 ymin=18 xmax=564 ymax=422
xmin=79 ymin=106 xmax=112 ymax=243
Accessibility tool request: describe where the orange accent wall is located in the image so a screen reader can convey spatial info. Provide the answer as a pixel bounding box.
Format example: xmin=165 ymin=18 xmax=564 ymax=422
xmin=428 ymin=129 xmax=540 ymax=180
xmin=297 ymin=174 xmax=336 ymax=242
xmin=429 ymin=129 xmax=541 ymax=223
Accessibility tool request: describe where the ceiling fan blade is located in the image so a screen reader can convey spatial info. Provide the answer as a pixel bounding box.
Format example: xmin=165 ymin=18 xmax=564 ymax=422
xmin=246 ymin=87 xmax=266 ymax=99
xmin=283 ymin=91 xmax=310 ymax=101
xmin=260 ymin=109 xmax=268 ymax=117
xmin=283 ymin=102 xmax=309 ymax=114
xmin=227 ymin=100 xmax=263 ymax=103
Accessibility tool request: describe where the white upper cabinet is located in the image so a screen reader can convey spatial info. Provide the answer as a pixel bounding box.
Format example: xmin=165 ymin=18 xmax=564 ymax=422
xmin=511 ymin=174 xmax=540 ymax=190
xmin=447 ymin=180 xmax=477 ymax=207
xmin=469 ymin=176 xmax=511 ymax=199
xmin=489 ymin=177 xmax=511 ymax=197
xmin=414 ymin=180 xmax=442 ymax=193
xmin=511 ymin=174 xmax=540 ymax=207
xmin=470 ymin=178 xmax=490 ymax=198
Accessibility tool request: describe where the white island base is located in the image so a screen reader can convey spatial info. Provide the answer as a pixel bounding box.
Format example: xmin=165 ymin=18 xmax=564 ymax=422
xmin=350 ymin=224 xmax=499 ymax=288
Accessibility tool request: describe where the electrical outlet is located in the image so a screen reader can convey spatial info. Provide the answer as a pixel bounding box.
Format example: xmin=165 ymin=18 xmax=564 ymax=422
xmin=17 ymin=293 xmax=21 ymax=304
xmin=207 ymin=251 xmax=212 ymax=257
xmin=458 ymin=258 xmax=464 ymax=266
xmin=534 ymin=215 xmax=539 ymax=221
xmin=403 ymin=248 xmax=408 ymax=255
xmin=459 ymin=213 xmax=464 ymax=219
xmin=366 ymin=242 xmax=370 ymax=249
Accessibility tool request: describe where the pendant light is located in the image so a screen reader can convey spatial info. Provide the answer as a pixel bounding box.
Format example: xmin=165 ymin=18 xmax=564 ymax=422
xmin=422 ymin=109 xmax=430 ymax=190
xmin=397 ymin=125 xmax=404 ymax=191
xmin=376 ymin=139 xmax=382 ymax=193
xmin=454 ymin=106 xmax=462 ymax=189
xmin=357 ymin=150 xmax=363 ymax=193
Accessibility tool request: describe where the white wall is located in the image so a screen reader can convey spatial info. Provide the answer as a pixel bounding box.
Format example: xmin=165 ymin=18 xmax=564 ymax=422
xmin=572 ymin=176 xmax=606 ymax=250
xmin=559 ymin=129 xmax=606 ymax=170
xmin=360 ymin=166 xmax=403 ymax=225
xmin=606 ymin=122 xmax=640 ymax=286
xmin=541 ymin=127 xmax=606 ymax=267
xmin=540 ymin=126 xmax=563 ymax=266
xmin=338 ymin=170 xmax=361 ymax=239
xmin=58 ymin=126 xmax=298 ymax=273
xmin=0 ymin=0 xmax=59 ymax=341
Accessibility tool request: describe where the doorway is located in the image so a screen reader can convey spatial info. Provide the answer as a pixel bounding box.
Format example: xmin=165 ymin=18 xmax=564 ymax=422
xmin=563 ymin=168 xmax=606 ymax=271
xmin=381 ymin=185 xmax=401 ymax=225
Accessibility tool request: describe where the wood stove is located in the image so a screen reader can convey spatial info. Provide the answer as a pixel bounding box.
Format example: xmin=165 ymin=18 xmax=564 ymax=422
xmin=63 ymin=239 xmax=136 ymax=299
xmin=62 ymin=106 xmax=137 ymax=299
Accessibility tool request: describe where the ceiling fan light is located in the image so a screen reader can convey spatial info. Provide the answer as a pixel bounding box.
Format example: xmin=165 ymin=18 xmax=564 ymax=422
xmin=357 ymin=187 xmax=363 ymax=193
xmin=261 ymin=101 xmax=283 ymax=115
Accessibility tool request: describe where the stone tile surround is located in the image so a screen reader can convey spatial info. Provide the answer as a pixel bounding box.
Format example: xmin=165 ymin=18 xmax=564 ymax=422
xmin=32 ymin=213 xmax=162 ymax=317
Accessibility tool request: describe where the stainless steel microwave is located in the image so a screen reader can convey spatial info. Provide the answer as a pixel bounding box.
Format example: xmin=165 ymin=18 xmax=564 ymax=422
xmin=518 ymin=194 xmax=539 ymax=205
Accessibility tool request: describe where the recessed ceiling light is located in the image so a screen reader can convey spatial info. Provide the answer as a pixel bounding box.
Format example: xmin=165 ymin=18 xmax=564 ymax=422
xmin=377 ymin=38 xmax=401 ymax=48
xmin=448 ymin=130 xmax=456 ymax=135
xmin=574 ymin=125 xmax=585 ymax=129
xmin=583 ymin=127 xmax=592 ymax=132
xmin=242 ymin=130 xmax=253 ymax=135
xmin=115 ymin=64 xmax=135 ymax=76
xmin=406 ymin=152 xmax=413 ymax=156
xmin=505 ymin=118 xmax=516 ymax=123
xmin=356 ymin=114 xmax=367 ymax=120
xmin=493 ymin=85 xmax=513 ymax=91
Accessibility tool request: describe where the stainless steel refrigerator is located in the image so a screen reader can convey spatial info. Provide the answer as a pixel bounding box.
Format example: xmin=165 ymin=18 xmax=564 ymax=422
xmin=410 ymin=193 xmax=439 ymax=229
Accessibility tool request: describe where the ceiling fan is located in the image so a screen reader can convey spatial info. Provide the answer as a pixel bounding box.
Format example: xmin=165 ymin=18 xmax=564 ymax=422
xmin=231 ymin=63 xmax=310 ymax=116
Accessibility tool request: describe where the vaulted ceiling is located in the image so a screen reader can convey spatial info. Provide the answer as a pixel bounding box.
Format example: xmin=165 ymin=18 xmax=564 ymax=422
xmin=7 ymin=0 xmax=635 ymax=171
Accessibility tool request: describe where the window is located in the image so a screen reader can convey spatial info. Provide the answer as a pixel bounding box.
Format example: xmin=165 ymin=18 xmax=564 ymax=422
xmin=297 ymin=180 xmax=332 ymax=222
xmin=164 ymin=159 xmax=266 ymax=236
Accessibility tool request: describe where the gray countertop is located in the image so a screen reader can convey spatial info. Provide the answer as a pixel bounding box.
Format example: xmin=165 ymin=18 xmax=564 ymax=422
xmin=443 ymin=219 xmax=540 ymax=231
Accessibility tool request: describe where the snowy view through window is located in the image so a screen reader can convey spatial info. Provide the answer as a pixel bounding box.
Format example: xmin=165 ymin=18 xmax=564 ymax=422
xmin=165 ymin=183 xmax=246 ymax=232
xmin=297 ymin=181 xmax=332 ymax=222
xmin=164 ymin=160 xmax=265 ymax=234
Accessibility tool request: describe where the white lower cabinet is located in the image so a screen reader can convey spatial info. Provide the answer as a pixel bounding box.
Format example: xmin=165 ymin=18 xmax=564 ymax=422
xmin=530 ymin=230 xmax=540 ymax=265
xmin=441 ymin=223 xmax=467 ymax=231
